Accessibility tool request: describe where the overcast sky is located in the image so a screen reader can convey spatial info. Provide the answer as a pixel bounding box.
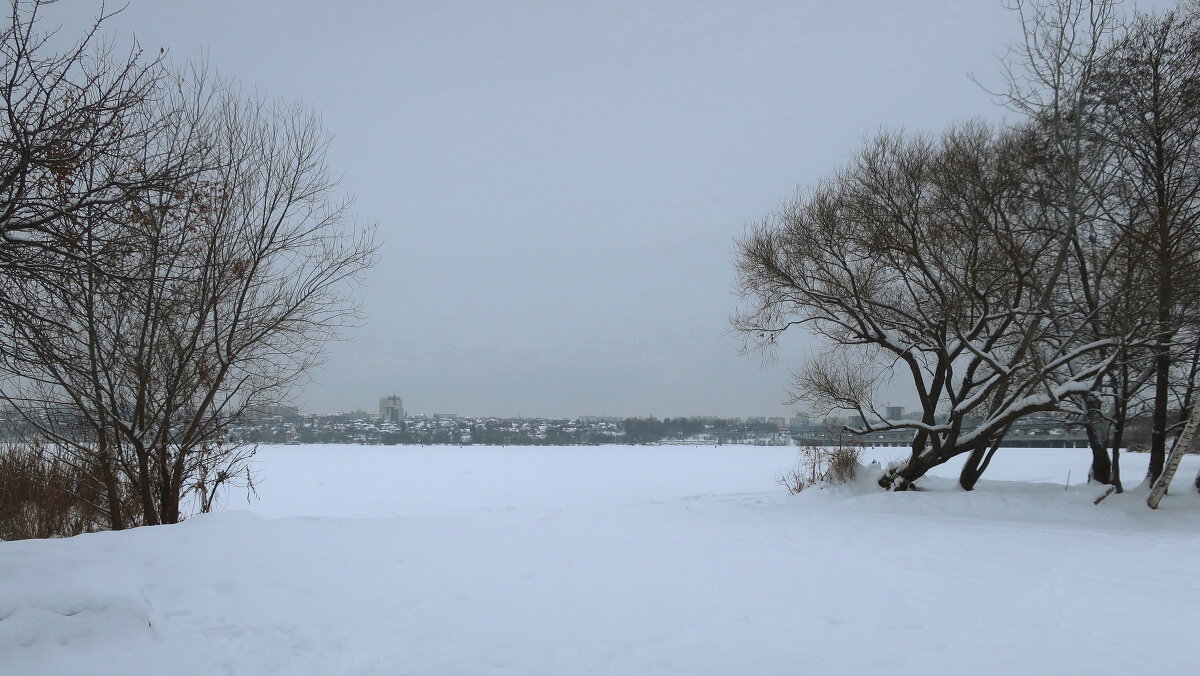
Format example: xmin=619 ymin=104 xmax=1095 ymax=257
xmin=65 ymin=1 xmax=1143 ymax=418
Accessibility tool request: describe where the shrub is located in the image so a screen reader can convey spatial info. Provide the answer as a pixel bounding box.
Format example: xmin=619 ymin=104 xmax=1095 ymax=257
xmin=779 ymin=444 xmax=862 ymax=494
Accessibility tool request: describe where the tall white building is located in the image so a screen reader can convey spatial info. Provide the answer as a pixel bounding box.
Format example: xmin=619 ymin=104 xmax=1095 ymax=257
xmin=379 ymin=395 xmax=404 ymax=423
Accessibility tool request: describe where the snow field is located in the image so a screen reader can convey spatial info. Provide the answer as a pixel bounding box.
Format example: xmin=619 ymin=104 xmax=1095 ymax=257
xmin=1 ymin=444 xmax=1197 ymax=675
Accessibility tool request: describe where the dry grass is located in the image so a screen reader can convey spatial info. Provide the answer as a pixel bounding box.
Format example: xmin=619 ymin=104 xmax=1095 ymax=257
xmin=0 ymin=442 xmax=109 ymax=540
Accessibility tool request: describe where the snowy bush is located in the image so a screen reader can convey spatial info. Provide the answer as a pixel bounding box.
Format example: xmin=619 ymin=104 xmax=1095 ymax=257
xmin=779 ymin=444 xmax=862 ymax=494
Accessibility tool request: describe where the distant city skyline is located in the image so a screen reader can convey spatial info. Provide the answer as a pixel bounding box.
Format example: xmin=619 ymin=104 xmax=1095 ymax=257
xmin=304 ymin=393 xmax=888 ymax=423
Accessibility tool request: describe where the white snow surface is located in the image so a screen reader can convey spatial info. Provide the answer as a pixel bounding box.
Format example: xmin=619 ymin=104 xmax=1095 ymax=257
xmin=2 ymin=444 xmax=1198 ymax=675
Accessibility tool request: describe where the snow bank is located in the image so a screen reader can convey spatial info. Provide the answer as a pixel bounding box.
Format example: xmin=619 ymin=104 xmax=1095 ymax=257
xmin=1 ymin=444 xmax=1197 ymax=675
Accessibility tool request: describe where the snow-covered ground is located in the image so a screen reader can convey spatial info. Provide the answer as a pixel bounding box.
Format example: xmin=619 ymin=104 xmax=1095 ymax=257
xmin=2 ymin=444 xmax=1197 ymax=675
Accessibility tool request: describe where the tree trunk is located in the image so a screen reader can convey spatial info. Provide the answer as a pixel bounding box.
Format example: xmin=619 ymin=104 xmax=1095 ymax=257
xmin=136 ymin=446 xmax=160 ymax=526
xmin=156 ymin=444 xmax=176 ymax=525
xmin=959 ymin=447 xmax=986 ymax=491
xmin=1087 ymin=445 xmax=1112 ymax=484
xmin=881 ymin=449 xmax=945 ymax=491
xmin=163 ymin=463 xmax=182 ymax=525
xmin=958 ymin=440 xmax=1001 ymax=491
xmin=1149 ymin=147 xmax=1172 ymax=486
xmin=96 ymin=449 xmax=126 ymax=531
xmin=1081 ymin=394 xmax=1111 ymax=483
xmin=1148 ymin=341 xmax=1170 ymax=486
xmin=1110 ymin=417 xmax=1125 ymax=494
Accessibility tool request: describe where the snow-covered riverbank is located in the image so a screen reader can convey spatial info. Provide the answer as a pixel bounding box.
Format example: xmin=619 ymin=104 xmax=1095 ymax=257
xmin=2 ymin=444 xmax=1196 ymax=675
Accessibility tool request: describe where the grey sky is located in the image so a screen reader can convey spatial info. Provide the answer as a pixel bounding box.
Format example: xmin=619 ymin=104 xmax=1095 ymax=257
xmin=75 ymin=1 xmax=1092 ymax=418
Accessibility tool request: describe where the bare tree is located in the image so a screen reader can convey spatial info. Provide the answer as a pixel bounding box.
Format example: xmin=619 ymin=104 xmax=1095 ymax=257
xmin=983 ymin=0 xmax=1130 ymax=485
xmin=0 ymin=61 xmax=378 ymax=527
xmin=735 ymin=124 xmax=1134 ymax=490
xmin=734 ymin=0 xmax=1200 ymax=503
xmin=0 ymin=0 xmax=190 ymax=292
xmin=1087 ymin=4 xmax=1200 ymax=487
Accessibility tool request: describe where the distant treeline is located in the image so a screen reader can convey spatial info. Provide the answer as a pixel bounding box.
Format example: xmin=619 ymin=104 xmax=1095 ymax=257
xmin=620 ymin=417 xmax=780 ymax=444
